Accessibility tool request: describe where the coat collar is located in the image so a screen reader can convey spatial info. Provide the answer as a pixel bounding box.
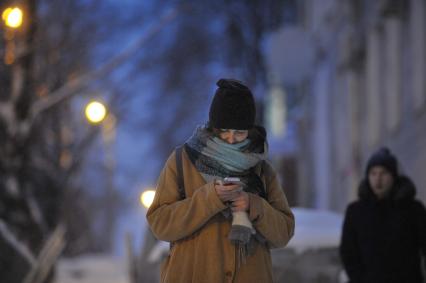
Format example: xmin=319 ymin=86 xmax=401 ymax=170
xmin=358 ymin=175 xmax=416 ymax=204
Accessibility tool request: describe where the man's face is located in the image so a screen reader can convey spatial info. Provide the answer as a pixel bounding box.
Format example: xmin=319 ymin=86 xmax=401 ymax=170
xmin=368 ymin=166 xmax=394 ymax=199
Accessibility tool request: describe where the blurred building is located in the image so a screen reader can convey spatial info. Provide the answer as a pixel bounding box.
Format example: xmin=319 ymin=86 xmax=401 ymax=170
xmin=265 ymin=0 xmax=426 ymax=212
xmin=263 ymin=0 xmax=308 ymax=207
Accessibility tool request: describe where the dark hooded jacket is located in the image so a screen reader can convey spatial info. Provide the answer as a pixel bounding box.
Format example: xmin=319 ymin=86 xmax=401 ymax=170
xmin=340 ymin=175 xmax=426 ymax=283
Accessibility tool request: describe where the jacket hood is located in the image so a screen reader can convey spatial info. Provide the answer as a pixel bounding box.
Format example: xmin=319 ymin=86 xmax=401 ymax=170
xmin=358 ymin=175 xmax=416 ymax=203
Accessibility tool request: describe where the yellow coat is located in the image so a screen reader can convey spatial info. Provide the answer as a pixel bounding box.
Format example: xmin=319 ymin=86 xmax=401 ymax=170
xmin=146 ymin=149 xmax=295 ymax=283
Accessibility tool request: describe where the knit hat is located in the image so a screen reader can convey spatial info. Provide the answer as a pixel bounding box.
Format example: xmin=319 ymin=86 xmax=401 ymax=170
xmin=208 ymin=78 xmax=256 ymax=130
xmin=365 ymin=147 xmax=398 ymax=177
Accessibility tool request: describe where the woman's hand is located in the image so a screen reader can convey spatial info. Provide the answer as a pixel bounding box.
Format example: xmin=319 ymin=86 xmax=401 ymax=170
xmin=230 ymin=192 xmax=249 ymax=212
xmin=214 ymin=181 xmax=242 ymax=203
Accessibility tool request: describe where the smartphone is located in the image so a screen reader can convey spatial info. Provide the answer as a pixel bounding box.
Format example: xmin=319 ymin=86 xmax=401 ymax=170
xmin=223 ymin=177 xmax=245 ymax=188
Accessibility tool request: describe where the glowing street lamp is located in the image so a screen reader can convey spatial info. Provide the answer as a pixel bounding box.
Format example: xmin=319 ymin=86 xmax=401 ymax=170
xmin=2 ymin=7 xmax=23 ymax=29
xmin=84 ymin=100 xmax=117 ymax=249
xmin=140 ymin=190 xmax=156 ymax=209
xmin=85 ymin=101 xmax=107 ymax=124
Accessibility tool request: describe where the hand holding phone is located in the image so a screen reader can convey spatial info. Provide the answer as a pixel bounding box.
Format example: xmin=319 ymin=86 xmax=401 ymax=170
xmin=223 ymin=177 xmax=245 ymax=188
xmin=215 ymin=177 xmax=244 ymax=203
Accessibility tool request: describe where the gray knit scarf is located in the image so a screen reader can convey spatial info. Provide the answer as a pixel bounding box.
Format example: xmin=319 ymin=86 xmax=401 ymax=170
xmin=185 ymin=125 xmax=268 ymax=264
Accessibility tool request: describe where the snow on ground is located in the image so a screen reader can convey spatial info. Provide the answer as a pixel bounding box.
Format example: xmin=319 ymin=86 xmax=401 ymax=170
xmin=56 ymin=254 xmax=128 ymax=283
xmin=285 ymin=207 xmax=344 ymax=254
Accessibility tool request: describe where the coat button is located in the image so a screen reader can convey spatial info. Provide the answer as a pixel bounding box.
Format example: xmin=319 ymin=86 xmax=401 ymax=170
xmin=225 ymin=271 xmax=232 ymax=277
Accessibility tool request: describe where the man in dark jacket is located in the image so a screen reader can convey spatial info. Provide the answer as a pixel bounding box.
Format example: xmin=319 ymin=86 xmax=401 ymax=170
xmin=340 ymin=147 xmax=426 ymax=283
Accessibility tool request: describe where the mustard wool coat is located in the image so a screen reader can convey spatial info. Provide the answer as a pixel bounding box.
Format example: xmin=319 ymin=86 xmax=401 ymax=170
xmin=146 ymin=149 xmax=295 ymax=283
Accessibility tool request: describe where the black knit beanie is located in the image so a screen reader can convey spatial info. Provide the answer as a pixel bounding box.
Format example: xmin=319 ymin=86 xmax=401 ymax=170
xmin=208 ymin=78 xmax=256 ymax=130
xmin=365 ymin=147 xmax=398 ymax=177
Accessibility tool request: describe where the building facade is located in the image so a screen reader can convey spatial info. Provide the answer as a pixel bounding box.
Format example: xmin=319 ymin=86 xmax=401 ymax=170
xmin=266 ymin=0 xmax=426 ymax=211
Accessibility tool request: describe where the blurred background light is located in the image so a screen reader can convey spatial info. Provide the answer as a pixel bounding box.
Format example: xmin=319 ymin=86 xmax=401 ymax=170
xmin=85 ymin=101 xmax=107 ymax=124
xmin=140 ymin=190 xmax=155 ymax=209
xmin=2 ymin=7 xmax=23 ymax=28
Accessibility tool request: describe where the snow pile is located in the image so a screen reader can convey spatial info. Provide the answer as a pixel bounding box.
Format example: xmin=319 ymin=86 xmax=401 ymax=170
xmin=56 ymin=254 xmax=128 ymax=283
xmin=285 ymin=207 xmax=344 ymax=254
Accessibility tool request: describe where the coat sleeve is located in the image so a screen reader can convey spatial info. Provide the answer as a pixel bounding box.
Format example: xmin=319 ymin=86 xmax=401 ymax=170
xmin=247 ymin=162 xmax=295 ymax=248
xmin=146 ymin=151 xmax=227 ymax=242
xmin=339 ymin=204 xmax=362 ymax=282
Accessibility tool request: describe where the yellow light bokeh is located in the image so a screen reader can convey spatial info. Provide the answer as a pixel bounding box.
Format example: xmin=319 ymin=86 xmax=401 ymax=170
xmin=140 ymin=190 xmax=156 ymax=209
xmin=85 ymin=101 xmax=107 ymax=124
xmin=2 ymin=7 xmax=23 ymax=28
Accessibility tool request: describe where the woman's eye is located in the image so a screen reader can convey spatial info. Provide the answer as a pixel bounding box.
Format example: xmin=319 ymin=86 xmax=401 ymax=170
xmin=235 ymin=131 xmax=247 ymax=135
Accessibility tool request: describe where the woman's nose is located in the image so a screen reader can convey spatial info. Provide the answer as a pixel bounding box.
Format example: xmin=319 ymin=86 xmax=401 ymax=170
xmin=225 ymin=134 xmax=236 ymax=144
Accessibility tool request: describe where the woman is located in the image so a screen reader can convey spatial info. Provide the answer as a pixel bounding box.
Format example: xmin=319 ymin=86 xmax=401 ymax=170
xmin=146 ymin=78 xmax=295 ymax=283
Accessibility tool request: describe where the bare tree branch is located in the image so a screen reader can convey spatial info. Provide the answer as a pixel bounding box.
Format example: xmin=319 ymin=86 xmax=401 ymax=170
xmin=30 ymin=6 xmax=182 ymax=120
xmin=0 ymin=219 xmax=36 ymax=266
xmin=23 ymin=224 xmax=66 ymax=283
xmin=26 ymin=187 xmax=48 ymax=234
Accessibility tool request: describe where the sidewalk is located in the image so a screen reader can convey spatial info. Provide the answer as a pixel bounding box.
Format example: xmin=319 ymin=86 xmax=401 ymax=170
xmin=56 ymin=254 xmax=128 ymax=283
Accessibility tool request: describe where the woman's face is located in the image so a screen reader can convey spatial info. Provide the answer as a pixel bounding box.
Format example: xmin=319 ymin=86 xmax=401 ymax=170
xmin=217 ymin=129 xmax=249 ymax=144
